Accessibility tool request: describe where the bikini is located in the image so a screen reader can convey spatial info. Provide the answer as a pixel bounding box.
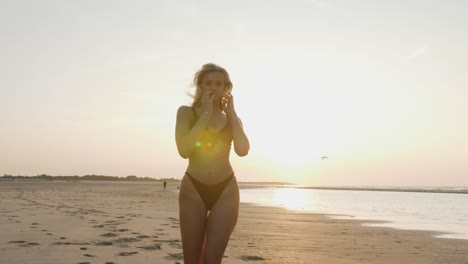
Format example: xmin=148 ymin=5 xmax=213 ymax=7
xmin=185 ymin=107 xmax=235 ymax=210
xmin=185 ymin=172 xmax=234 ymax=210
xmin=191 ymin=107 xmax=233 ymax=149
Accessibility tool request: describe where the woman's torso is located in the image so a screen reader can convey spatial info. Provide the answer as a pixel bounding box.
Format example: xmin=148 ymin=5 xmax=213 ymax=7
xmin=186 ymin=106 xmax=234 ymax=184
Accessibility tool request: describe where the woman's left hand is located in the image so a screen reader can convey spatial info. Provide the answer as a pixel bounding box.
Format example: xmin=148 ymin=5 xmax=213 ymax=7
xmin=222 ymin=92 xmax=236 ymax=115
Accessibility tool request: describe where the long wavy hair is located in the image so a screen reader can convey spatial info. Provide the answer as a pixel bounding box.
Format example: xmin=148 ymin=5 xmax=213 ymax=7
xmin=190 ymin=63 xmax=233 ymax=109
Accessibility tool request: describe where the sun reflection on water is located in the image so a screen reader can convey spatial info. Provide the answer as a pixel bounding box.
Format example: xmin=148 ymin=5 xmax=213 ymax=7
xmin=273 ymin=188 xmax=310 ymax=210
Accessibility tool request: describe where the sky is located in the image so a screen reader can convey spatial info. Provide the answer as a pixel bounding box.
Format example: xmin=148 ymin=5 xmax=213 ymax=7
xmin=1 ymin=0 xmax=467 ymax=186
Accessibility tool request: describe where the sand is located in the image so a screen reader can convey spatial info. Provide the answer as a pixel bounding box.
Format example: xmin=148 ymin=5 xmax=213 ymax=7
xmin=1 ymin=180 xmax=468 ymax=264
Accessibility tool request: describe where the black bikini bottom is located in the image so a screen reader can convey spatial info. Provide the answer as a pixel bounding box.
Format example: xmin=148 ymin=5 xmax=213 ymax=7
xmin=185 ymin=172 xmax=234 ymax=210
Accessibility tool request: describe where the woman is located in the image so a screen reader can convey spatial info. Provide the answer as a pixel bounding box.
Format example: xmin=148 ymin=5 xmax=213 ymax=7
xmin=175 ymin=63 xmax=250 ymax=264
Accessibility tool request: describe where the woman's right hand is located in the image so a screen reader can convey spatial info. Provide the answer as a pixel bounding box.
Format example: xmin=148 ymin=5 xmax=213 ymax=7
xmin=200 ymin=90 xmax=214 ymax=116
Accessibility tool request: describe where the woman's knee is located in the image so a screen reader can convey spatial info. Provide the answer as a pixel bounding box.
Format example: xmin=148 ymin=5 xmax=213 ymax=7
xmin=203 ymin=248 xmax=226 ymax=264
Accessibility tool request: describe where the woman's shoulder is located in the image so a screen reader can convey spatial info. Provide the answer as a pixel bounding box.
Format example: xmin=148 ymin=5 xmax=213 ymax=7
xmin=177 ymin=105 xmax=193 ymax=112
xmin=177 ymin=105 xmax=196 ymax=121
xmin=178 ymin=105 xmax=198 ymax=113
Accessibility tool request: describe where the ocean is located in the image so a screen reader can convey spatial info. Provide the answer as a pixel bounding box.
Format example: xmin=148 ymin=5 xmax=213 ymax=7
xmin=239 ymin=185 xmax=468 ymax=240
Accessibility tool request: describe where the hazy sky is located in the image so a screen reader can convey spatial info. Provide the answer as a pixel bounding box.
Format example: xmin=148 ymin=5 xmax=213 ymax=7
xmin=1 ymin=0 xmax=467 ymax=186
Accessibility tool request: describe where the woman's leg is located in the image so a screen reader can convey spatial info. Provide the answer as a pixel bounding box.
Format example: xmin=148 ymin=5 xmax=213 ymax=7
xmin=179 ymin=176 xmax=209 ymax=264
xmin=203 ymin=178 xmax=240 ymax=264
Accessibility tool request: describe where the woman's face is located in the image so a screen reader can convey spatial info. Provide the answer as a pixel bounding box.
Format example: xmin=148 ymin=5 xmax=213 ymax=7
xmin=200 ymin=71 xmax=226 ymax=100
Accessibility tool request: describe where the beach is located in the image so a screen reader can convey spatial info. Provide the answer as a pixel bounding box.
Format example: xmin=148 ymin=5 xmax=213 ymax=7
xmin=1 ymin=181 xmax=468 ymax=264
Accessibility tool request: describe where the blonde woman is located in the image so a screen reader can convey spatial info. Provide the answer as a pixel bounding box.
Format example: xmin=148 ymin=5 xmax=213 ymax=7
xmin=175 ymin=63 xmax=250 ymax=263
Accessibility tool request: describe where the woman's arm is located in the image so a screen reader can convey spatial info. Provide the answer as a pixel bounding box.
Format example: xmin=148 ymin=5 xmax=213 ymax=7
xmin=175 ymin=106 xmax=210 ymax=159
xmin=228 ymin=111 xmax=250 ymax=156
xmin=223 ymin=93 xmax=250 ymax=157
xmin=176 ymin=91 xmax=215 ymax=158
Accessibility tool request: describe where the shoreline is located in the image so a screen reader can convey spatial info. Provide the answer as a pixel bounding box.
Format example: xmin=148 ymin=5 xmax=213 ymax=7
xmin=240 ymin=186 xmax=468 ymax=241
xmin=291 ymin=186 xmax=468 ymax=194
xmin=1 ymin=181 xmax=468 ymax=263
xmin=241 ymin=201 xmax=466 ymax=240
xmin=3 ymin=178 xmax=466 ymax=194
xmin=234 ymin=203 xmax=468 ymax=263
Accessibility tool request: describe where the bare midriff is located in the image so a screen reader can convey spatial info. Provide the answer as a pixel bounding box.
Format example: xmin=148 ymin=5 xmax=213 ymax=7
xmin=186 ymin=141 xmax=233 ymax=184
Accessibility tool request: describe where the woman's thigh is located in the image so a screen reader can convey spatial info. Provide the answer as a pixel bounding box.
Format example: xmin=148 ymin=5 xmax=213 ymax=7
xmin=179 ymin=175 xmax=209 ymax=264
xmin=203 ymin=178 xmax=240 ymax=263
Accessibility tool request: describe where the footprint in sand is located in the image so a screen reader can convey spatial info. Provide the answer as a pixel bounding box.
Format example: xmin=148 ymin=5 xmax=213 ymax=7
xmin=94 ymin=241 xmax=113 ymax=246
xmin=240 ymin=255 xmax=266 ymax=261
xmin=8 ymin=241 xmax=26 ymax=244
xmin=169 ymin=242 xmax=182 ymax=249
xmin=104 ymin=220 xmax=123 ymax=226
xmin=117 ymin=251 xmax=138 ymax=256
xmin=52 ymin=242 xmax=70 ymax=245
xmin=168 ymin=217 xmax=178 ymax=221
xmin=15 ymin=242 xmax=40 ymax=247
xmin=100 ymin=233 xmax=119 ymax=237
xmin=166 ymin=252 xmax=183 ymax=260
xmin=136 ymin=245 xmax=162 ymax=250
xmin=113 ymin=237 xmax=140 ymax=243
xmin=125 ymin=213 xmax=138 ymax=217
xmin=154 ymin=239 xmax=181 ymax=249
xmin=114 ymin=228 xmax=129 ymax=232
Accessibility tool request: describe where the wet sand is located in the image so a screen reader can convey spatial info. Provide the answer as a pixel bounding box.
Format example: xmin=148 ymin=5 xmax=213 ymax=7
xmin=1 ymin=181 xmax=467 ymax=263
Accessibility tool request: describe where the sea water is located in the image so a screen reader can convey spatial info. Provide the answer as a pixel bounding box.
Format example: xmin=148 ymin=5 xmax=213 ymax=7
xmin=239 ymin=186 xmax=468 ymax=240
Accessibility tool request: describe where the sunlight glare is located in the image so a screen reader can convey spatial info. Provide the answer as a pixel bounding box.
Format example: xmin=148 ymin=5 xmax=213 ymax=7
xmin=274 ymin=188 xmax=310 ymax=210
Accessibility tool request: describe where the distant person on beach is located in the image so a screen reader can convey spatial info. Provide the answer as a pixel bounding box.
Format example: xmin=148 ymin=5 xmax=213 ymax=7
xmin=175 ymin=63 xmax=250 ymax=263
xmin=163 ymin=181 xmax=167 ymax=189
